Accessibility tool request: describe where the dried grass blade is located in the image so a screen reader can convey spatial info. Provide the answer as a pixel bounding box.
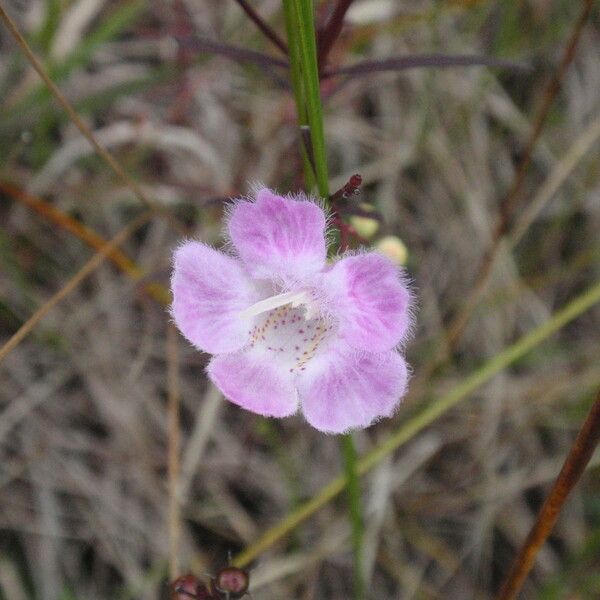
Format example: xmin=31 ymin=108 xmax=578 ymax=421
xmin=0 ymin=210 xmax=155 ymax=365
xmin=0 ymin=182 xmax=171 ymax=305
xmin=439 ymin=0 xmax=595 ymax=358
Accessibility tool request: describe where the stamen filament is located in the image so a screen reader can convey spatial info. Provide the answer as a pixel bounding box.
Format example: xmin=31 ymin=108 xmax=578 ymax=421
xmin=239 ymin=290 xmax=308 ymax=319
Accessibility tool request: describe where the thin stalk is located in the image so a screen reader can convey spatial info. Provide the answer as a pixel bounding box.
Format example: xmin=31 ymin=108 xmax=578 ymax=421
xmin=233 ymin=0 xmax=289 ymax=55
xmin=317 ymin=0 xmax=354 ymax=70
xmin=232 ymin=277 xmax=600 ymax=567
xmin=166 ymin=323 xmax=182 ymax=580
xmin=496 ymin=387 xmax=600 ymax=600
xmin=341 ymin=433 xmax=365 ymax=599
xmin=283 ymin=3 xmax=363 ymax=597
xmin=282 ymin=0 xmax=316 ymax=190
xmin=290 ymin=0 xmax=328 ymax=197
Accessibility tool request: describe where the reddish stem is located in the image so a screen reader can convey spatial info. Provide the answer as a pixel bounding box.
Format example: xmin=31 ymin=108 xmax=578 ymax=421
xmin=329 ymin=174 xmax=364 ymax=251
xmin=233 ymin=0 xmax=288 ymax=56
xmin=317 ymin=0 xmax=355 ymax=71
xmin=496 ymin=388 xmax=600 ymax=600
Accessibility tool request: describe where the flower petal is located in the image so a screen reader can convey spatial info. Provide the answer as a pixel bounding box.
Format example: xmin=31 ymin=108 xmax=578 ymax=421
xmin=323 ymin=253 xmax=412 ymax=352
xmin=228 ymin=188 xmax=327 ymax=281
xmin=171 ymin=242 xmax=258 ymax=354
xmin=298 ymin=348 xmax=408 ymax=434
xmin=207 ymin=351 xmax=298 ymax=417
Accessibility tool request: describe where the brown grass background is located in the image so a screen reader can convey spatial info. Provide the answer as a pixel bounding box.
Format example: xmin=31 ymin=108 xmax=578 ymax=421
xmin=1 ymin=1 xmax=600 ymax=598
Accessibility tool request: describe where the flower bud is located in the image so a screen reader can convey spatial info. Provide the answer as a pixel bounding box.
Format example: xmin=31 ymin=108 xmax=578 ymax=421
xmin=350 ymin=204 xmax=379 ymax=239
xmin=375 ymin=235 xmax=408 ymax=265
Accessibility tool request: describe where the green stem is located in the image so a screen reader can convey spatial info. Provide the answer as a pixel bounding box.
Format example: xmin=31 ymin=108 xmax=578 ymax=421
xmin=282 ymin=0 xmax=315 ymax=191
xmin=282 ymin=3 xmax=363 ymax=597
xmin=283 ymin=0 xmax=329 ymax=197
xmin=341 ymin=433 xmax=365 ymax=599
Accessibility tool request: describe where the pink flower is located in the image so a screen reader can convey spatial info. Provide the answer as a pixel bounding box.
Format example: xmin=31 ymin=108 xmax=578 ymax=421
xmin=171 ymin=188 xmax=413 ymax=434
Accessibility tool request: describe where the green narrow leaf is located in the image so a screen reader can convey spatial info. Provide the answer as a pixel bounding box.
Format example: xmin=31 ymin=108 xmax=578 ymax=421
xmin=59 ymin=0 xmax=146 ymax=77
xmin=35 ymin=0 xmax=61 ymax=52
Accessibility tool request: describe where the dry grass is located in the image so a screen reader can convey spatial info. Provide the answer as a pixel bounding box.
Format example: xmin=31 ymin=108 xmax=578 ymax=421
xmin=1 ymin=1 xmax=599 ymax=599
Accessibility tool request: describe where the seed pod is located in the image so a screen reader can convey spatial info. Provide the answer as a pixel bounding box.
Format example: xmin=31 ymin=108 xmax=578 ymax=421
xmin=212 ymin=566 xmax=250 ymax=598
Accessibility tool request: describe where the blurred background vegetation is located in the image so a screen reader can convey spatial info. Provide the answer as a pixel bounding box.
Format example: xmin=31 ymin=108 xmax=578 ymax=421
xmin=0 ymin=0 xmax=599 ymax=598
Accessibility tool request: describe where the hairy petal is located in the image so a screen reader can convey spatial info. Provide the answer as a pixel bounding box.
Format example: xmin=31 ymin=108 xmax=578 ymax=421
xmin=171 ymin=242 xmax=258 ymax=354
xmin=298 ymin=348 xmax=408 ymax=434
xmin=228 ymin=188 xmax=327 ymax=282
xmin=207 ymin=351 xmax=298 ymax=417
xmin=324 ymin=253 xmax=412 ymax=352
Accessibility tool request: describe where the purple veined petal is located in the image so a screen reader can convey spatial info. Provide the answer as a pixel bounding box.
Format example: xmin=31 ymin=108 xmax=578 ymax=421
xmin=297 ymin=347 xmax=409 ymax=434
xmin=323 ymin=253 xmax=412 ymax=352
xmin=207 ymin=350 xmax=299 ymax=418
xmin=227 ymin=188 xmax=328 ymax=282
xmin=171 ymin=242 xmax=259 ymax=354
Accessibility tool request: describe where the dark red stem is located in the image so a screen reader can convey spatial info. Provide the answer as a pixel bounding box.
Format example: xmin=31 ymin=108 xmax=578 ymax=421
xmin=233 ymin=0 xmax=288 ymax=56
xmin=317 ymin=0 xmax=355 ymax=71
xmin=329 ymin=174 xmax=364 ymax=251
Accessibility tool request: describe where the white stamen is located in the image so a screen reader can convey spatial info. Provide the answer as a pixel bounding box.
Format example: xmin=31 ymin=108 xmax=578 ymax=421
xmin=239 ymin=290 xmax=309 ymax=319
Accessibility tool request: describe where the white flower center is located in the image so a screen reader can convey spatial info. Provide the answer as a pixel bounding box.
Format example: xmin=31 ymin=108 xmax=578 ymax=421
xmin=241 ymin=290 xmax=334 ymax=373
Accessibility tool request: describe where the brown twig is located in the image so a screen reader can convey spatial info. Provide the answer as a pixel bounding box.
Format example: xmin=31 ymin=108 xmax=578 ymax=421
xmin=1 ymin=182 xmax=172 ymax=305
xmin=0 ymin=5 xmax=185 ymax=235
xmin=167 ymin=323 xmax=182 ymax=580
xmin=434 ymin=0 xmax=594 ymax=367
xmin=496 ymin=387 xmax=600 ymax=600
xmin=317 ymin=0 xmax=355 ymax=71
xmin=0 ymin=210 xmax=155 ymax=365
xmin=232 ymin=0 xmax=288 ymax=55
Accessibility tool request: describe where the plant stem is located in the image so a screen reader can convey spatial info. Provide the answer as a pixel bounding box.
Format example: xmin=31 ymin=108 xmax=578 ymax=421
xmin=283 ymin=0 xmax=329 ymax=197
xmin=283 ymin=3 xmax=363 ymax=597
xmin=166 ymin=323 xmax=182 ymax=580
xmin=496 ymin=387 xmax=600 ymax=600
xmin=317 ymin=0 xmax=355 ymax=70
xmin=282 ymin=0 xmax=315 ymax=190
xmin=341 ymin=433 xmax=365 ymax=599
xmin=233 ymin=0 xmax=289 ymax=55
